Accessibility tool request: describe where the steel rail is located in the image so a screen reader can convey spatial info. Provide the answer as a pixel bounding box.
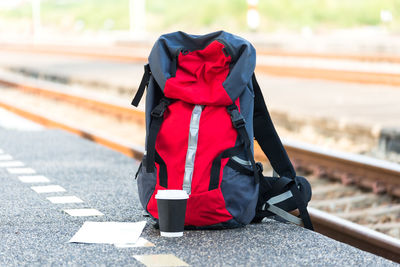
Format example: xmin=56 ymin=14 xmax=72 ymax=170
xmin=309 ymin=207 xmax=400 ymax=263
xmin=0 ymin=100 xmax=144 ymax=159
xmin=0 ymin=100 xmax=399 ymax=263
xmin=0 ymin=74 xmax=145 ymax=126
xmin=0 ymin=43 xmax=148 ymax=63
xmin=284 ymin=139 xmax=400 ymax=197
xmin=256 ymin=48 xmax=400 ymax=64
xmin=2 ymin=43 xmax=400 ymax=63
xmin=1 ymin=43 xmax=400 ymax=86
xmin=256 ymin=65 xmax=400 ymax=86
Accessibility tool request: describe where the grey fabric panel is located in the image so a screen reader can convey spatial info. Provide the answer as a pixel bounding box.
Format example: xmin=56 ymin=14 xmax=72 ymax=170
xmin=238 ymin=82 xmax=255 ymax=154
xmin=220 ymin=32 xmax=256 ymax=103
xmin=220 ymin=165 xmax=258 ymax=225
xmin=136 ymin=159 xmax=157 ymax=211
xmin=147 ymin=39 xmax=176 ymax=89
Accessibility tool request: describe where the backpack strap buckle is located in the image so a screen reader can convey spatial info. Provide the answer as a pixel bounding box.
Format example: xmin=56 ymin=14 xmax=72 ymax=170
xmin=256 ymin=162 xmax=263 ymax=173
xmin=151 ymin=98 xmax=170 ymax=117
xmin=227 ymin=104 xmax=246 ymax=128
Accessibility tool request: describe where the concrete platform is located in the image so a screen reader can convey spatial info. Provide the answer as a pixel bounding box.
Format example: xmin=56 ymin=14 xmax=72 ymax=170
xmin=0 ymin=50 xmax=143 ymax=92
xmin=0 ymin=111 xmax=397 ymax=266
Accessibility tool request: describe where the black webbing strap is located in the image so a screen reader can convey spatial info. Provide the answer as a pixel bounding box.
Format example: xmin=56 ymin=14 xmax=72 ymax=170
xmin=289 ymin=180 xmax=314 ymax=230
xmin=155 ymin=151 xmax=168 ymax=188
xmin=252 ymin=74 xmax=313 ymax=230
xmin=255 ymin=176 xmax=314 ymax=230
xmin=226 ymin=159 xmax=254 ymax=176
xmin=227 ymin=104 xmax=260 ymax=184
xmin=209 ymin=144 xmax=245 ymax=190
xmin=256 ymin=176 xmax=291 ymax=215
xmin=252 ymin=74 xmax=296 ymax=179
xmin=131 ymin=64 xmax=151 ymax=107
xmin=266 ymin=176 xmax=293 ymax=198
xmin=146 ymin=98 xmax=171 ymax=173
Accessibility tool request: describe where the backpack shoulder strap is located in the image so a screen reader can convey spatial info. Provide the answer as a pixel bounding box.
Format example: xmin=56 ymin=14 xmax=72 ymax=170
xmin=252 ymin=73 xmax=296 ymax=178
xmin=145 ymin=97 xmax=172 ymax=173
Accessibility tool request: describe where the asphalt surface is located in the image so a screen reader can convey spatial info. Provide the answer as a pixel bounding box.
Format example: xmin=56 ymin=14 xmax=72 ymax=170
xmin=0 ymin=119 xmax=397 ymax=266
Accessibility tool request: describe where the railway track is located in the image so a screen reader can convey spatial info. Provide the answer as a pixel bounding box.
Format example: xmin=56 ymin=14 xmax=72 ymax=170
xmin=3 ymin=42 xmax=400 ymax=63
xmin=1 ymin=43 xmax=400 ymax=86
xmin=1 ymin=73 xmax=399 ymax=197
xmin=0 ymin=75 xmax=400 ymax=262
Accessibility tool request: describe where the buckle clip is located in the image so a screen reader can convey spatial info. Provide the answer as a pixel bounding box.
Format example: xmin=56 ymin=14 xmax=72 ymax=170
xmin=256 ymin=162 xmax=263 ymax=173
xmin=261 ymin=202 xmax=270 ymax=211
xmin=151 ymin=99 xmax=170 ymax=117
xmin=144 ymin=65 xmax=151 ymax=87
xmin=229 ymin=108 xmax=245 ymax=128
xmin=144 ymin=64 xmax=151 ymax=75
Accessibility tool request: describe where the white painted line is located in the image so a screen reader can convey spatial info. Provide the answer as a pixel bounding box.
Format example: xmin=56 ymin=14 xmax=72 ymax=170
xmin=133 ymin=254 xmax=189 ymax=267
xmin=7 ymin=168 xmax=36 ymax=174
xmin=31 ymin=185 xmax=66 ymax=193
xmin=0 ymin=154 xmax=13 ymax=161
xmin=63 ymin=209 xmax=104 ymax=217
xmin=47 ymin=196 xmax=83 ymax=204
xmin=115 ymin=237 xmax=155 ymax=248
xmin=0 ymin=161 xmax=25 ymax=167
xmin=18 ymin=175 xmax=50 ymax=183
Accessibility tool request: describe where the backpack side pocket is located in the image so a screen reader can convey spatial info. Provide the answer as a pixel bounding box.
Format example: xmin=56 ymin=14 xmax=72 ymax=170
xmin=220 ymin=157 xmax=259 ymax=225
xmin=137 ymin=157 xmax=157 ymax=211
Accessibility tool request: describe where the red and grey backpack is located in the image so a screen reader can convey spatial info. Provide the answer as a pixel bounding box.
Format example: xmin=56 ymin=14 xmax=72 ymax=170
xmin=132 ymin=31 xmax=313 ymax=230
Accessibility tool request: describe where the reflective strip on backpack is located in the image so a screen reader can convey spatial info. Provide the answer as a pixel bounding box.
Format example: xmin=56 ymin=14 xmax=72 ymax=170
xmin=231 ymin=156 xmax=252 ymax=166
xmin=262 ymin=188 xmax=305 ymax=227
xmin=266 ymin=203 xmax=302 ymax=225
xmin=267 ymin=190 xmax=293 ymax=205
xmin=183 ymin=105 xmax=203 ymax=194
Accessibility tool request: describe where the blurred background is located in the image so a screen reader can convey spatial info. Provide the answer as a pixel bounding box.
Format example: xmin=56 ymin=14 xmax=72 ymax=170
xmin=0 ymin=0 xmax=399 ymax=46
xmin=1 ymin=0 xmax=400 ymax=245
